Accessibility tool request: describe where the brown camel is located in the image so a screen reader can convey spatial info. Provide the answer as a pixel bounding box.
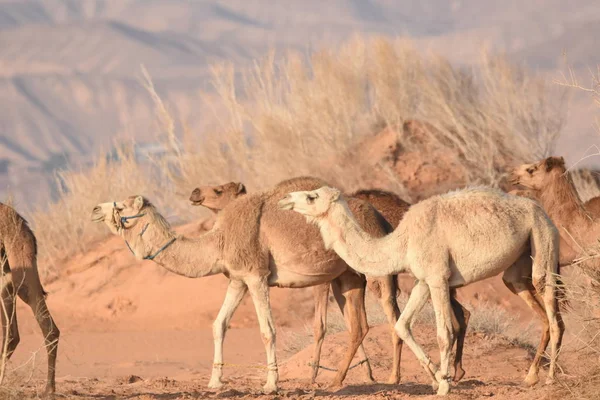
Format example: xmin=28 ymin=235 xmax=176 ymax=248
xmin=189 ymin=181 xmax=373 ymax=384
xmin=190 ymin=183 xmax=473 ymax=382
xmin=511 ymin=156 xmax=600 ymax=266
xmin=0 ymin=203 xmax=60 ymax=395
xmin=91 ymin=177 xmax=402 ymax=393
xmin=280 ymin=186 xmax=564 ymax=395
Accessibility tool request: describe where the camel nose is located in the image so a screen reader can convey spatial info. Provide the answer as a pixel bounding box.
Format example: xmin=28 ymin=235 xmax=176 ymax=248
xmin=92 ymin=206 xmax=101 ymax=213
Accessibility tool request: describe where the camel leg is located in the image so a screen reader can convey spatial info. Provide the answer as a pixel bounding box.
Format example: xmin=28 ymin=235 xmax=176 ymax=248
xmin=328 ymin=270 xmax=369 ymax=388
xmin=502 ymin=260 xmax=554 ymax=387
xmin=368 ymin=276 xmax=402 ymax=384
xmin=0 ymin=277 xmax=19 ymax=385
xmin=246 ymin=277 xmax=279 ymax=394
xmin=394 ymin=280 xmax=438 ymax=387
xmin=429 ymin=284 xmax=456 ymax=396
xmin=539 ymin=277 xmax=564 ymax=385
xmin=18 ymin=287 xmax=59 ymax=395
xmin=449 ymin=290 xmax=470 ymax=382
xmin=310 ymin=283 xmax=329 ymax=384
xmin=209 ymin=279 xmax=248 ymax=389
xmin=332 ymin=276 xmax=374 ymax=383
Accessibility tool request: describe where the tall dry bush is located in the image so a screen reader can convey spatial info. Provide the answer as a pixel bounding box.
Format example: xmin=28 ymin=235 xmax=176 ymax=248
xmin=31 ymin=36 xmax=566 ymax=275
xmin=552 ymin=66 xmax=600 ymax=399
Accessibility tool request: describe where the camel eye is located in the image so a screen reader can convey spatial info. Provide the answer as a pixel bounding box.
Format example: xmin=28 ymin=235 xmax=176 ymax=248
xmin=214 ymin=189 xmax=223 ymax=196
xmin=526 ymin=167 xmax=536 ymax=175
xmin=307 ymin=194 xmax=316 ymax=204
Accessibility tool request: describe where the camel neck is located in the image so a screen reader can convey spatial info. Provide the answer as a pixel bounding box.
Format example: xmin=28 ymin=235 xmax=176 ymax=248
xmin=538 ymin=173 xmax=592 ymax=232
xmin=317 ymin=201 xmax=406 ymax=276
xmin=124 ymin=225 xmax=224 ymax=278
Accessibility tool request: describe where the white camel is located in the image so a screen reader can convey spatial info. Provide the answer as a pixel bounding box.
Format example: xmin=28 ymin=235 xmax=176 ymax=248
xmin=279 ymin=186 xmax=564 ymax=396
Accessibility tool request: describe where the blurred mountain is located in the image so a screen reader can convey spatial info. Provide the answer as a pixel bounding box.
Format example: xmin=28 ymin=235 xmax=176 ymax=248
xmin=1 ymin=0 xmax=600 ymax=208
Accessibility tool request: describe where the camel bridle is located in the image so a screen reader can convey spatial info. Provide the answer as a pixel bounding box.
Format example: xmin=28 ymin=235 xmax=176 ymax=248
xmin=113 ymin=201 xmax=176 ymax=260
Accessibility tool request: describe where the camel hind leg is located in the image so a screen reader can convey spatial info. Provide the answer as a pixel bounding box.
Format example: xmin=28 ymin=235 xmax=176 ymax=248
xmin=0 ymin=276 xmax=20 ymax=385
xmin=332 ymin=276 xmax=374 ymax=384
xmin=310 ymin=283 xmax=330 ymax=384
xmin=367 ymin=276 xmax=402 ymax=384
xmin=450 ymin=290 xmax=470 ymax=382
xmin=328 ymin=270 xmax=370 ymax=388
xmin=16 ymin=285 xmax=59 ymax=395
xmin=503 ymin=258 xmax=550 ymax=387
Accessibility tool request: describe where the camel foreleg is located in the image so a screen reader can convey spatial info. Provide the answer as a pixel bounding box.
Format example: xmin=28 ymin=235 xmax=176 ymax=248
xmin=209 ymin=279 xmax=248 ymax=389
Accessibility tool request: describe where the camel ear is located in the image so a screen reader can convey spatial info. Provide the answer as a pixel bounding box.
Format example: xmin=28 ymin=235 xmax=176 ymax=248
xmin=133 ymin=195 xmax=145 ymax=211
xmin=236 ymin=182 xmax=246 ymax=195
xmin=328 ymin=188 xmax=341 ymax=202
xmin=545 ymin=156 xmax=565 ymax=172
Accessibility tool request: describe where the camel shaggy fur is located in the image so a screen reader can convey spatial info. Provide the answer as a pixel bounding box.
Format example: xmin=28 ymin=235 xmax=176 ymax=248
xmin=0 ymin=203 xmax=60 ymax=395
xmin=91 ymin=177 xmax=402 ymax=393
xmin=279 ymin=186 xmax=564 ymax=395
xmin=190 ymin=181 xmax=375 ymax=384
xmin=511 ymin=156 xmax=600 ymax=266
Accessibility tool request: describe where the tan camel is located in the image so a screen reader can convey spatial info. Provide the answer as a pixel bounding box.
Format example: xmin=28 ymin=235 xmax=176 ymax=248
xmin=191 ymin=183 xmax=472 ymax=382
xmin=0 ymin=203 xmax=60 ymax=395
xmin=91 ymin=177 xmax=402 ymax=393
xmin=511 ymin=156 xmax=600 ymax=266
xmin=351 ymin=189 xmax=471 ymax=382
xmin=279 ymin=186 xmax=564 ymax=396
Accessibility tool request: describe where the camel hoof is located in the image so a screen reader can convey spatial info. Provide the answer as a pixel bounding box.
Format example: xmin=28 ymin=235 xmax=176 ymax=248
xmin=522 ymin=373 xmax=539 ymax=387
xmin=326 ymin=380 xmax=343 ymax=392
xmin=431 ymin=380 xmax=439 ymax=392
xmin=437 ymin=380 xmax=450 ymax=396
xmin=42 ymin=388 xmax=55 ymax=399
xmin=262 ymin=383 xmax=278 ymax=394
xmin=208 ymin=379 xmax=224 ymax=389
xmin=453 ymin=367 xmax=466 ymax=382
xmin=364 ymin=373 xmax=376 ymax=384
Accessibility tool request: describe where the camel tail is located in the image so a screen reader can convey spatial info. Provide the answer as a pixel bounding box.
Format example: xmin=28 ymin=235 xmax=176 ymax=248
xmin=530 ymin=214 xmax=560 ymax=299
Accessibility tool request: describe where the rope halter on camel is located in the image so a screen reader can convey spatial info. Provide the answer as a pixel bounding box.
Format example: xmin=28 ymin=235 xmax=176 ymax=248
xmin=114 ymin=202 xmax=177 ymax=260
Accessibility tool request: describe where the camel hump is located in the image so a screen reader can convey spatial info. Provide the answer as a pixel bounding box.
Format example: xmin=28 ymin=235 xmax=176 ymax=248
xmin=347 ymin=197 xmax=393 ymax=237
xmin=217 ymin=192 xmax=270 ymax=275
xmin=271 ymin=176 xmax=329 ymax=196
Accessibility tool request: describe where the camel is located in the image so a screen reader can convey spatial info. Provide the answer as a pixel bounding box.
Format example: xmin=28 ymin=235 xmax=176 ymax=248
xmin=190 ymin=181 xmax=356 ymax=384
xmin=351 ymin=189 xmax=471 ymax=382
xmin=91 ymin=176 xmax=402 ymax=393
xmin=511 ymin=156 xmax=600 ymax=266
xmin=191 ymin=183 xmax=472 ymax=382
xmin=0 ymin=203 xmax=60 ymax=395
xmin=279 ymin=186 xmax=564 ymax=396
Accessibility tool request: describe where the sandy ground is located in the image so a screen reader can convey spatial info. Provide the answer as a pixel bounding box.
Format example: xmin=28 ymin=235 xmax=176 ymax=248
xmin=2 ymin=224 xmax=582 ymax=399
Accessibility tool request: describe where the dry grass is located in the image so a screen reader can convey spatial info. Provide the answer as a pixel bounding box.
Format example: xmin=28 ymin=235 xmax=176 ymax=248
xmin=29 ymin=36 xmax=566 ymax=276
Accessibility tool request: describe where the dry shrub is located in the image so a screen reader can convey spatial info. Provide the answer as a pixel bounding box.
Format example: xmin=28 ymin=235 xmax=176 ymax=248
xmin=30 ymin=36 xmax=566 ymax=275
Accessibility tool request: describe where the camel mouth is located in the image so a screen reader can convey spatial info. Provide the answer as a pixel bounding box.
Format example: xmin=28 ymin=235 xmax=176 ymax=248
xmin=277 ymin=199 xmax=294 ymax=211
xmin=91 ymin=213 xmax=105 ymax=223
xmin=190 ymin=199 xmax=204 ymax=206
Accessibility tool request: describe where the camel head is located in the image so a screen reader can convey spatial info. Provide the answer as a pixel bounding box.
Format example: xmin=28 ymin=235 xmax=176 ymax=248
xmin=189 ymin=182 xmax=246 ymax=211
xmin=510 ymin=156 xmax=566 ymax=191
xmin=91 ymin=195 xmax=149 ymax=231
xmin=278 ymin=186 xmax=342 ymax=219
xmin=91 ymin=195 xmax=175 ymax=260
